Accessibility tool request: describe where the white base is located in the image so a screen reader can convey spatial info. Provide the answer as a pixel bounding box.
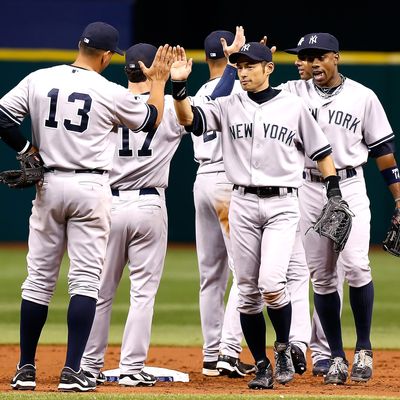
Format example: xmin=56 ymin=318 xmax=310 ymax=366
xmin=103 ymin=367 xmax=189 ymax=383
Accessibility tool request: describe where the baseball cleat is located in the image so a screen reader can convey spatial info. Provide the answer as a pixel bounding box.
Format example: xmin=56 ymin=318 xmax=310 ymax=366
xmin=202 ymin=360 xmax=220 ymax=376
xmin=312 ymin=359 xmax=331 ymax=377
xmin=82 ymin=369 xmax=106 ymax=385
xmin=274 ymin=342 xmax=295 ymax=384
xmin=217 ymin=354 xmax=255 ymax=377
xmin=10 ymin=364 xmax=36 ymax=390
xmin=119 ymin=370 xmax=157 ymax=386
xmin=290 ymin=344 xmax=307 ymax=375
xmin=58 ymin=367 xmax=96 ymax=392
xmin=324 ymin=357 xmax=348 ymax=385
xmin=350 ymin=349 xmax=373 ymax=382
xmin=248 ymin=359 xmax=274 ymax=389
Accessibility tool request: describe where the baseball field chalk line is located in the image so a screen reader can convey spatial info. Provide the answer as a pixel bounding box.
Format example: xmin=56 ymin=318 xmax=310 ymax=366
xmin=103 ymin=367 xmax=190 ymax=383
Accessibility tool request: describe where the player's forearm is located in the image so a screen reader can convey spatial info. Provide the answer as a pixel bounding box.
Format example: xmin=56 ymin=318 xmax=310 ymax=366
xmin=317 ymin=155 xmax=342 ymax=198
xmin=146 ymin=81 xmax=166 ymax=128
xmin=173 ymin=98 xmax=194 ymax=126
xmin=171 ymin=79 xmax=194 ymax=126
xmin=0 ymin=122 xmax=30 ymax=153
xmin=316 ymin=155 xmax=337 ymax=178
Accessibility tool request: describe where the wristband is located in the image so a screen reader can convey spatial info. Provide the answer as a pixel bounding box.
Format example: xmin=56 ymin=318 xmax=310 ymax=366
xmin=171 ymin=80 xmax=188 ymax=100
xmin=18 ymin=141 xmax=31 ymax=154
xmin=395 ymin=197 xmax=400 ymax=203
xmin=324 ymin=175 xmax=342 ymax=198
xmin=381 ymin=166 xmax=400 ymax=186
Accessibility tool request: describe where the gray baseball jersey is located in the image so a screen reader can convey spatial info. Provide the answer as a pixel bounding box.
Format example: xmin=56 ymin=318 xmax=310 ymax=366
xmin=81 ymin=94 xmax=187 ymax=376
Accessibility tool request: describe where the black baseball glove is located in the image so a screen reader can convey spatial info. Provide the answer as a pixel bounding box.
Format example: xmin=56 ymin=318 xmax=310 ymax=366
xmin=382 ymin=208 xmax=400 ymax=257
xmin=308 ymin=196 xmax=354 ymax=253
xmin=0 ymin=149 xmax=44 ymax=189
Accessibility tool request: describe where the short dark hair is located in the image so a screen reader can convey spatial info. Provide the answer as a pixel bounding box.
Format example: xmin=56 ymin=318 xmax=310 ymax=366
xmin=79 ymin=41 xmax=108 ymax=57
xmin=124 ymin=66 xmax=146 ymax=83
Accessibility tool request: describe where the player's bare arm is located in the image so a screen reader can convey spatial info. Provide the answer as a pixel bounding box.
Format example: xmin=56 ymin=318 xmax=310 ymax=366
xmin=316 ymin=155 xmax=337 ymax=179
xmin=141 ymin=44 xmax=173 ymax=127
xmin=171 ymin=46 xmax=194 ymax=126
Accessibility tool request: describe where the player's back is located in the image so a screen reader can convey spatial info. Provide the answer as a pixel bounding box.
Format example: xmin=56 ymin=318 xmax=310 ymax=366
xmin=110 ymin=95 xmax=185 ymax=190
xmin=2 ymin=64 xmax=149 ymax=171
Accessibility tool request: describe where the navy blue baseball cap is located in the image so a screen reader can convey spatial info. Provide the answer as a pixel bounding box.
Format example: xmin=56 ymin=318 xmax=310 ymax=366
xmin=80 ymin=21 xmax=123 ymax=55
xmin=125 ymin=43 xmax=158 ymax=69
xmin=204 ymin=30 xmax=235 ymax=59
xmin=229 ymin=42 xmax=273 ymax=64
xmin=285 ymin=33 xmax=339 ymax=55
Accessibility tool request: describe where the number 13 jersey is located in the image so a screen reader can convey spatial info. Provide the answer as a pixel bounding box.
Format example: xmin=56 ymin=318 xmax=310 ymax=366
xmin=0 ymin=64 xmax=151 ymax=171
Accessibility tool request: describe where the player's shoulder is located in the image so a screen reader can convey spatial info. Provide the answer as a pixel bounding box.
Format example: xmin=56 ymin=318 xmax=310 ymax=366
xmin=344 ymin=76 xmax=376 ymax=95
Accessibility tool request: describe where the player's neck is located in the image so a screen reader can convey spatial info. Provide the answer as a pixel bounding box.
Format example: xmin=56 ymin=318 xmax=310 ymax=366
xmin=128 ymin=80 xmax=151 ymax=94
xmin=208 ymin=60 xmax=227 ymax=80
xmin=72 ymin=55 xmax=99 ymax=73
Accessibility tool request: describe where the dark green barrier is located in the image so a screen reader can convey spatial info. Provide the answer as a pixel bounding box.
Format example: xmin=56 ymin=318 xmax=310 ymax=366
xmin=0 ymin=60 xmax=398 ymax=244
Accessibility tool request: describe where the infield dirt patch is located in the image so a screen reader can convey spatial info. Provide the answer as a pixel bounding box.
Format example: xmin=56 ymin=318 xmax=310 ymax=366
xmin=1 ymin=345 xmax=400 ymax=396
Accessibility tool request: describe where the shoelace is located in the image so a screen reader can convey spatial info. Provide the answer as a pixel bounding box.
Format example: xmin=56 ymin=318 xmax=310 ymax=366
xmin=329 ymin=357 xmax=346 ymax=375
xmin=276 ymin=349 xmax=290 ymax=371
xmin=355 ymin=351 xmax=373 ymax=369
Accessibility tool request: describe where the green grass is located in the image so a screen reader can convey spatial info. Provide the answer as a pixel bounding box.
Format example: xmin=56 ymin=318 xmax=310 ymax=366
xmin=0 ymin=246 xmax=399 ymax=348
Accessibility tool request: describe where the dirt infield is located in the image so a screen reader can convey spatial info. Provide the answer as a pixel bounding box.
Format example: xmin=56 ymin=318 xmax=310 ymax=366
xmin=1 ymin=345 xmax=400 ymax=396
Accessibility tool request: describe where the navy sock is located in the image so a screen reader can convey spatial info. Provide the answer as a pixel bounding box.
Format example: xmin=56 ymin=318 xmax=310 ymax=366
xmin=349 ymin=281 xmax=374 ymax=351
xmin=267 ymin=302 xmax=292 ymax=343
xmin=314 ymin=291 xmax=345 ymax=359
xmin=65 ymin=295 xmax=96 ymax=371
xmin=19 ymin=299 xmax=48 ymax=366
xmin=240 ymin=312 xmax=268 ymax=363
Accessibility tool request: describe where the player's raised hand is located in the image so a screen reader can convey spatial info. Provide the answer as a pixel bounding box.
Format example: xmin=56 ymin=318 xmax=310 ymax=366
xmin=171 ymin=45 xmax=193 ymax=81
xmin=260 ymin=35 xmax=277 ymax=54
xmin=140 ymin=44 xmax=173 ymax=82
xmin=223 ymin=25 xmax=246 ymax=57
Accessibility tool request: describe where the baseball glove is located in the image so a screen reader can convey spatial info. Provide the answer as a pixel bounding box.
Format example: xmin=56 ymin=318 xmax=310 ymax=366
xmin=309 ymin=196 xmax=354 ymax=253
xmin=382 ymin=208 xmax=400 ymax=257
xmin=0 ymin=150 xmax=44 ymax=189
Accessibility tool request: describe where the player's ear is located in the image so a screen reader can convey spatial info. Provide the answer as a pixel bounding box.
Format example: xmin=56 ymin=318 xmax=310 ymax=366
xmin=333 ymin=52 xmax=339 ymax=64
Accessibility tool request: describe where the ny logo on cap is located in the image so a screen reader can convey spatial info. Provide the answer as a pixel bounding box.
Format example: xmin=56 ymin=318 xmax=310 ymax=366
xmin=309 ymin=35 xmax=318 ymax=44
xmin=241 ymin=43 xmax=251 ymax=52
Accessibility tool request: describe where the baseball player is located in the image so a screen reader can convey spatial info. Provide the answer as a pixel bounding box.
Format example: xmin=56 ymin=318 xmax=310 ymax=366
xmin=0 ymin=21 xmax=173 ymax=392
xmin=80 ymin=35 xmax=245 ymax=387
xmin=172 ymin=42 xmax=341 ymax=389
xmin=291 ymin=52 xmax=345 ymax=377
xmin=282 ymin=32 xmax=400 ymax=384
xmin=196 ymin=31 xmax=310 ymax=378
xmin=79 ymin=43 xmax=186 ymax=388
xmin=193 ymin=28 xmax=255 ymax=378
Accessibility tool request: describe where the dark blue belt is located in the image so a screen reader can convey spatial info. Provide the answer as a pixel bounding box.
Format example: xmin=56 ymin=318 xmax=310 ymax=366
xmin=233 ymin=184 xmax=294 ymax=198
xmin=44 ymin=167 xmax=107 ymax=175
xmin=111 ymin=188 xmax=159 ymax=196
